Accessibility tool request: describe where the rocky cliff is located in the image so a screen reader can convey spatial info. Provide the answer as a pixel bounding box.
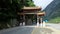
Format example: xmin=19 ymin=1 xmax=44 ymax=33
xmin=43 ymin=0 xmax=60 ymax=20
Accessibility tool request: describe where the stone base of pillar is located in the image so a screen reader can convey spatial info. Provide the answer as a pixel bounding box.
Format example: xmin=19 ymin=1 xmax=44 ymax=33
xmin=37 ymin=22 xmax=39 ymax=27
xmin=40 ymin=21 xmax=46 ymax=27
xmin=20 ymin=22 xmax=25 ymax=26
xmin=20 ymin=23 xmax=23 ymax=26
xmin=40 ymin=23 xmax=43 ymax=27
xmin=43 ymin=21 xmax=45 ymax=27
xmin=23 ymin=22 xmax=25 ymax=26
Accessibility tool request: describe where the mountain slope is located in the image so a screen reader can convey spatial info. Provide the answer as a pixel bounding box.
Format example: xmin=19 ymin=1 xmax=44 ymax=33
xmin=43 ymin=0 xmax=60 ymax=20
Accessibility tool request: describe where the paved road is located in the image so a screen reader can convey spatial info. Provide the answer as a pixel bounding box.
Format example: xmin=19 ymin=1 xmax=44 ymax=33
xmin=0 ymin=23 xmax=60 ymax=34
xmin=46 ymin=23 xmax=60 ymax=30
xmin=0 ymin=26 xmax=34 ymax=34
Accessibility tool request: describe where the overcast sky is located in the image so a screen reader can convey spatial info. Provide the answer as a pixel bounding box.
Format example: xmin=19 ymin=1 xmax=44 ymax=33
xmin=33 ymin=0 xmax=53 ymax=10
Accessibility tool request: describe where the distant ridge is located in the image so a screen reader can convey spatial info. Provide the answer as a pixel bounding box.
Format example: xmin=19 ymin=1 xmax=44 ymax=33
xmin=43 ymin=0 xmax=60 ymax=20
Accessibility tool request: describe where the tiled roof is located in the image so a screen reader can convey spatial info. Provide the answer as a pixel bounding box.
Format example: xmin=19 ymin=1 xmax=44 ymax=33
xmin=22 ymin=7 xmax=41 ymax=10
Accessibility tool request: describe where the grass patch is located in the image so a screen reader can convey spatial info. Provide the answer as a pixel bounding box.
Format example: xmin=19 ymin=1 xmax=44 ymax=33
xmin=47 ymin=17 xmax=60 ymax=24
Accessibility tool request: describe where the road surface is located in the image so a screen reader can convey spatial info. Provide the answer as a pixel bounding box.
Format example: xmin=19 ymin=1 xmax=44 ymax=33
xmin=0 ymin=23 xmax=60 ymax=34
xmin=46 ymin=23 xmax=60 ymax=30
xmin=0 ymin=26 xmax=34 ymax=34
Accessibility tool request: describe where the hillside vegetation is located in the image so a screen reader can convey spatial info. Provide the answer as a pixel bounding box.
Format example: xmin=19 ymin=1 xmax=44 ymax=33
xmin=43 ymin=0 xmax=60 ymax=23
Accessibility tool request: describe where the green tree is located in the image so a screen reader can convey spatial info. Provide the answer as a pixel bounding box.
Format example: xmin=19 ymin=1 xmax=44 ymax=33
xmin=0 ymin=0 xmax=24 ymax=29
xmin=0 ymin=0 xmax=35 ymax=29
xmin=24 ymin=0 xmax=35 ymax=7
